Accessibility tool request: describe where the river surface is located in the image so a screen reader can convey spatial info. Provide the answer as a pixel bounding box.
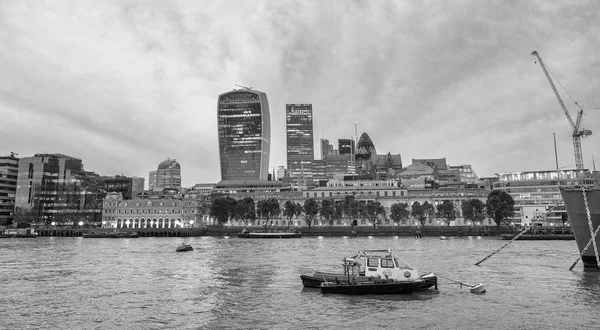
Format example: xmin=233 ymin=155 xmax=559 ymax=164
xmin=1 ymin=235 xmax=600 ymax=329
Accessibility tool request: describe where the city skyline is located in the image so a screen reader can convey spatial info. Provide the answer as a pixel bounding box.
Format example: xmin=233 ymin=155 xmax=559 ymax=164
xmin=1 ymin=1 xmax=599 ymax=187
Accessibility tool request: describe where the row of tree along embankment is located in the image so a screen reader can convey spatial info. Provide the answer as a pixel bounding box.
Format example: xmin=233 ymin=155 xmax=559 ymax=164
xmin=204 ymin=225 xmax=516 ymax=237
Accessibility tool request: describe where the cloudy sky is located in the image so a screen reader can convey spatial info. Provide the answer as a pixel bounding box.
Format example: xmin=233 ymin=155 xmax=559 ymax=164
xmin=1 ymin=0 xmax=599 ymax=187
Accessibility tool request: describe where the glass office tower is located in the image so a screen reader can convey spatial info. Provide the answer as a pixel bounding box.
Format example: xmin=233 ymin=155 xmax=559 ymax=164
xmin=286 ymin=104 xmax=314 ymax=186
xmin=217 ymin=89 xmax=270 ymax=181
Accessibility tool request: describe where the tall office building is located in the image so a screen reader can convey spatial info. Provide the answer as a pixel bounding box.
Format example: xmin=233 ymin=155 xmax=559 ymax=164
xmin=0 ymin=154 xmax=19 ymax=225
xmin=14 ymin=153 xmax=137 ymax=225
xmin=286 ymin=104 xmax=314 ymax=187
xmin=155 ymin=158 xmax=181 ymax=190
xmin=14 ymin=154 xmax=92 ymax=224
xmin=217 ymin=88 xmax=270 ymax=181
xmin=320 ymin=138 xmax=334 ymax=160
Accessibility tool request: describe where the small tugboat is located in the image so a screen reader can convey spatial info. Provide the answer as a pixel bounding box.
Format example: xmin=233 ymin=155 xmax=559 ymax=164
xmin=302 ymin=249 xmax=437 ymax=295
xmin=176 ymin=243 xmax=193 ymax=252
xmin=237 ymin=228 xmax=302 ymax=239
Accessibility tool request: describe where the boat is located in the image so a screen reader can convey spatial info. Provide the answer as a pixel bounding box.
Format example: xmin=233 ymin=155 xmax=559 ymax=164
xmin=176 ymin=243 xmax=193 ymax=252
xmin=1 ymin=228 xmax=38 ymax=238
xmin=237 ymin=229 xmax=302 ymax=239
xmin=469 ymin=283 xmax=486 ymax=294
xmin=501 ymin=225 xmax=573 ymax=240
xmin=303 ymin=249 xmax=437 ymax=295
xmin=560 ymin=187 xmax=600 ymax=268
xmin=82 ymin=231 xmax=139 ymax=238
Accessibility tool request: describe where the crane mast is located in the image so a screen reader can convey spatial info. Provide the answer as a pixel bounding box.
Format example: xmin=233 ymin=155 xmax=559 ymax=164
xmin=531 ymin=50 xmax=592 ymax=170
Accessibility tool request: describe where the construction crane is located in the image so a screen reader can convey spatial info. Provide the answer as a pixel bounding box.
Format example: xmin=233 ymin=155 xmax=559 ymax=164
xmin=531 ymin=50 xmax=592 ymax=169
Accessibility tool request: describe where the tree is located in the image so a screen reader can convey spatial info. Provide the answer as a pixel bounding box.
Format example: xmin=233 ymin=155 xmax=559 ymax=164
xmin=485 ymin=190 xmax=515 ymax=228
xmin=461 ymin=199 xmax=486 ymax=226
xmin=365 ymin=201 xmax=385 ymax=227
xmin=283 ymin=200 xmax=300 ymax=228
xmin=343 ymin=195 xmax=361 ymax=227
xmin=411 ymin=201 xmax=426 ymax=227
xmin=423 ymin=201 xmax=435 ymax=224
xmin=256 ymin=198 xmax=281 ymax=229
xmin=390 ymin=202 xmax=410 ymax=227
xmin=303 ymin=198 xmax=319 ymax=228
xmin=411 ymin=201 xmax=434 ymax=227
xmin=209 ymin=196 xmax=237 ymax=225
xmin=436 ymin=200 xmax=457 ymax=226
xmin=319 ymin=199 xmax=336 ymax=227
xmin=235 ymin=197 xmax=256 ymax=227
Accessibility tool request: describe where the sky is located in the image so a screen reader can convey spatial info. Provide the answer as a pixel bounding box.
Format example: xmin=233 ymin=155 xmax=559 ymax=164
xmin=1 ymin=0 xmax=599 ymax=187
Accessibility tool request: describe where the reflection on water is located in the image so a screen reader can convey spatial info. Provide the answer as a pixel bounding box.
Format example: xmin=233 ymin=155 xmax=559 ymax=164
xmin=2 ymin=236 xmax=600 ymax=329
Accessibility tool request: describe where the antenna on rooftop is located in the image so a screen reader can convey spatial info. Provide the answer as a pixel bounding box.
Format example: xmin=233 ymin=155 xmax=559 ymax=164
xmin=234 ymin=84 xmax=253 ymax=90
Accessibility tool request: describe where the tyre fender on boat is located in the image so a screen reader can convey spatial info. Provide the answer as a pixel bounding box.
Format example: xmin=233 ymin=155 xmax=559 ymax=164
xmin=404 ymin=271 xmax=411 ymax=278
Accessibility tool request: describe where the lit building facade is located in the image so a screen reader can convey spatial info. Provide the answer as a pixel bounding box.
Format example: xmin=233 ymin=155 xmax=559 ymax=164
xmin=493 ymin=169 xmax=594 ymax=225
xmin=286 ymin=104 xmax=314 ymax=187
xmin=155 ymin=158 xmax=181 ymax=190
xmin=101 ymin=191 xmax=210 ymax=229
xmin=14 ymin=154 xmax=137 ymax=226
xmin=0 ymin=155 xmax=19 ymax=225
xmin=449 ymin=165 xmax=479 ymax=184
xmin=217 ymin=89 xmax=270 ymax=181
xmin=338 ymin=139 xmax=355 ymax=155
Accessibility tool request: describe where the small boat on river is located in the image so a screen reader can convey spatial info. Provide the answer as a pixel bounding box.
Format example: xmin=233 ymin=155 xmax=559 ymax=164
xmin=238 ymin=229 xmax=302 ymax=239
xmin=301 ymin=248 xmax=437 ymax=295
xmin=176 ymin=243 xmax=193 ymax=252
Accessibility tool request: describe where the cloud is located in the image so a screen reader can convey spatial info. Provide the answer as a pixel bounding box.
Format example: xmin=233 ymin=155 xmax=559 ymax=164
xmin=1 ymin=0 xmax=599 ymax=186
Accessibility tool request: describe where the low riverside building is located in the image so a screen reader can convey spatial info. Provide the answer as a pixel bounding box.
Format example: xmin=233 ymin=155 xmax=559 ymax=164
xmin=101 ymin=190 xmax=210 ymax=229
xmin=212 ymin=178 xmax=489 ymax=228
xmin=492 ymin=169 xmax=595 ymax=226
xmin=306 ymin=179 xmax=489 ymax=226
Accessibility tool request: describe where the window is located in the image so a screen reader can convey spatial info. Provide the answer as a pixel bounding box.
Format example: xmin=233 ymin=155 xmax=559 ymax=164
xmin=381 ymin=259 xmax=394 ymax=268
xmin=367 ymin=258 xmax=379 ymax=267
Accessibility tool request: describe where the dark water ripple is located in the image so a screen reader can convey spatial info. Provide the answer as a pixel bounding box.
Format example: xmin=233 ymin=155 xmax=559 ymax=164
xmin=2 ymin=236 xmax=600 ymax=329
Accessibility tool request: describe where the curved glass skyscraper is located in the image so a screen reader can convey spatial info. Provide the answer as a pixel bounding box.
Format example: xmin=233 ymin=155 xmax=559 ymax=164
xmin=217 ymin=89 xmax=270 ymax=181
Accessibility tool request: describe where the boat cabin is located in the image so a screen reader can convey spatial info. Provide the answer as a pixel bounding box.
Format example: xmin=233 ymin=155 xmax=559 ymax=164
xmin=343 ymin=249 xmax=419 ymax=282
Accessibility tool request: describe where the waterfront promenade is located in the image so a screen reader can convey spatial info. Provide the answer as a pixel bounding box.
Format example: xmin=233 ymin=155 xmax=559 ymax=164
xmin=33 ymin=225 xmax=512 ymax=238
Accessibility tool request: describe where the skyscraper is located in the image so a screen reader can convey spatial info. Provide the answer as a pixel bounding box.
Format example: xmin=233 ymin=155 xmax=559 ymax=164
xmin=217 ymin=88 xmax=270 ymax=181
xmin=155 ymin=158 xmax=181 ymax=190
xmin=286 ymin=104 xmax=314 ymax=186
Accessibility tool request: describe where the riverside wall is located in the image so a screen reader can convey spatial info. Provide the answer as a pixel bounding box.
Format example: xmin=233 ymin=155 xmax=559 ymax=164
xmin=33 ymin=226 xmax=516 ymax=238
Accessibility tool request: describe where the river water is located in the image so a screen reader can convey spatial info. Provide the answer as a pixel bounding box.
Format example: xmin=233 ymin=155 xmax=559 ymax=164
xmin=1 ymin=235 xmax=600 ymax=329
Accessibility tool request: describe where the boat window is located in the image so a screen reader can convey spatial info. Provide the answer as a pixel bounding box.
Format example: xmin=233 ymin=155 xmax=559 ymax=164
xmin=367 ymin=258 xmax=379 ymax=267
xmin=393 ymin=258 xmax=400 ymax=268
xmin=381 ymin=259 xmax=394 ymax=268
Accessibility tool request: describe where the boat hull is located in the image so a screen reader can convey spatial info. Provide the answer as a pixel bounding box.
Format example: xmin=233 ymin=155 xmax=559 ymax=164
xmin=302 ymin=272 xmax=437 ymax=291
xmin=238 ymin=232 xmax=302 ymax=239
xmin=320 ymin=279 xmax=426 ymax=295
xmin=561 ymin=188 xmax=600 ymax=268
xmin=301 ymin=272 xmax=369 ymax=288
